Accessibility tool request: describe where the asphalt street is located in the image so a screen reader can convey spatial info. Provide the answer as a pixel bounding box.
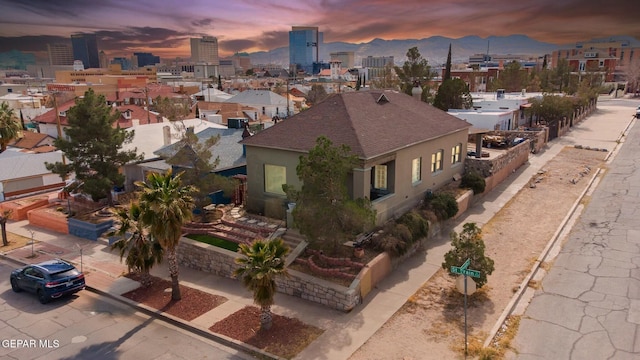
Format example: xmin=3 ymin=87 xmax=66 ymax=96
xmin=512 ymin=98 xmax=640 ymax=359
xmin=0 ymin=258 xmax=254 ymax=360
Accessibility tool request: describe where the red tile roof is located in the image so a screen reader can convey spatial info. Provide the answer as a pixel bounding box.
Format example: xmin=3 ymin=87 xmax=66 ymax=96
xmin=241 ymin=90 xmax=471 ymax=160
xmin=31 ymin=99 xmax=76 ymax=125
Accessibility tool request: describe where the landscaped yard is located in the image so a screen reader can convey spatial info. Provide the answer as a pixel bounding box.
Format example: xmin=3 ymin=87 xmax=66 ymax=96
xmin=185 ymin=233 xmax=240 ymax=252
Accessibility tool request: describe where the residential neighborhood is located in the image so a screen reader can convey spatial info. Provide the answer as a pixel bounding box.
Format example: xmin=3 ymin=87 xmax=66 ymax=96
xmin=1 ymin=4 xmax=640 ymax=359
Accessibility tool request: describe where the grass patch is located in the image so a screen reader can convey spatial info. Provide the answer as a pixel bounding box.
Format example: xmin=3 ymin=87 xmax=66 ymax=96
xmin=186 ymin=234 xmax=239 ymax=252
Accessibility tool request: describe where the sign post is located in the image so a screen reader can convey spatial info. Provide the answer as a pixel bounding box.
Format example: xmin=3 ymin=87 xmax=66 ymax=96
xmin=450 ymin=258 xmax=481 ymax=357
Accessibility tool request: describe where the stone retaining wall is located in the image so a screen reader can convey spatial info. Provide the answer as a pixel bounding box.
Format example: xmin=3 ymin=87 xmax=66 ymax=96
xmin=465 ymin=139 xmax=531 ymax=183
xmin=177 ymin=237 xmax=360 ymax=311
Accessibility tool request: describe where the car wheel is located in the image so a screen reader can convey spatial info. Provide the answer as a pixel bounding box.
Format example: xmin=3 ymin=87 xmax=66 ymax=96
xmin=10 ymin=279 xmax=22 ymax=292
xmin=37 ymin=289 xmax=49 ymax=304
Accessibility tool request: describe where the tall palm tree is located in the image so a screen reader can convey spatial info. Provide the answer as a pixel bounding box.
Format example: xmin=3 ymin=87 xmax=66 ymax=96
xmin=0 ymin=102 xmax=22 ymax=153
xmin=234 ymin=238 xmax=290 ymax=330
xmin=136 ymin=169 xmax=196 ymax=300
xmin=110 ymin=202 xmax=163 ymax=287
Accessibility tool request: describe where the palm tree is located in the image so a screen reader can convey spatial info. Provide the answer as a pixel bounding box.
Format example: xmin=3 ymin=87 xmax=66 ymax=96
xmin=0 ymin=102 xmax=22 ymax=153
xmin=110 ymin=202 xmax=163 ymax=287
xmin=136 ymin=169 xmax=196 ymax=300
xmin=234 ymin=238 xmax=290 ymax=330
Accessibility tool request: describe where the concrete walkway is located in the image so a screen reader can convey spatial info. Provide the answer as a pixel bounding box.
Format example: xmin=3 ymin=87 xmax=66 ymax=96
xmin=2 ymin=97 xmax=639 ymax=360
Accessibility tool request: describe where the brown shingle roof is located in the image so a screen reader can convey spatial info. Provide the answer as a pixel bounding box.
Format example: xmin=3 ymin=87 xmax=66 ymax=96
xmin=9 ymin=131 xmax=54 ymax=150
xmin=241 ymin=90 xmax=471 ymax=159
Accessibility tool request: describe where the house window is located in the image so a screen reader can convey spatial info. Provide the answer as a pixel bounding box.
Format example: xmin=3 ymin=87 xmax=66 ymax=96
xmin=374 ymin=164 xmax=387 ymax=189
xmin=451 ymin=144 xmax=462 ymax=164
xmin=411 ymin=157 xmax=421 ymax=184
xmin=264 ymin=164 xmax=286 ymax=195
xmin=431 ymin=150 xmax=443 ymax=173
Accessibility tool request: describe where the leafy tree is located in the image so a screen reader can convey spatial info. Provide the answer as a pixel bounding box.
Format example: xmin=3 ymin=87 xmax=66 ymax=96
xmin=551 ymin=58 xmax=572 ymax=93
xmin=541 ymin=54 xmax=548 ymax=70
xmin=460 ymin=172 xmax=486 ymax=194
xmin=246 ymin=68 xmax=255 ymax=76
xmin=306 ymin=84 xmax=329 ymax=106
xmin=489 ymin=61 xmax=529 ymax=92
xmin=371 ymin=63 xmax=400 ymax=90
xmin=0 ymin=102 xmax=21 ymax=153
xmin=45 ymin=89 xmax=142 ymax=205
xmin=444 ymin=43 xmax=452 ymax=81
xmin=165 ymin=130 xmax=236 ymax=213
xmin=137 ymin=169 xmax=196 ymax=300
xmin=433 ymin=78 xmax=473 ymax=111
xmin=234 ymin=238 xmax=290 ymax=330
xmin=1 ymin=210 xmax=12 ymax=246
xmin=152 ymin=95 xmax=191 ymax=122
xmin=395 ymin=47 xmax=434 ymax=102
xmin=110 ymin=202 xmax=163 ymax=287
xmin=624 ymin=58 xmax=640 ymax=96
xmin=288 ymin=136 xmax=376 ymax=253
xmin=355 ymin=75 xmax=361 ymax=91
xmin=527 ymin=95 xmax=575 ymax=124
xmin=442 ymin=222 xmax=495 ymax=288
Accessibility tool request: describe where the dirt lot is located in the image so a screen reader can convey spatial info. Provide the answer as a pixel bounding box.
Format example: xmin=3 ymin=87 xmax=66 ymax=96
xmin=349 ymin=146 xmax=607 ymax=360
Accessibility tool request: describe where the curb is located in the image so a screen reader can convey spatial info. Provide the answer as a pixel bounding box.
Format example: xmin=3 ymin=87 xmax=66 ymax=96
xmin=483 ymin=167 xmax=601 ymax=348
xmin=0 ymin=253 xmax=283 ymax=360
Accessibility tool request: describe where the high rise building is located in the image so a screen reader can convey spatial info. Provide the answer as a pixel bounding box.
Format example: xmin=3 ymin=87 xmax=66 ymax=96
xmin=289 ymin=26 xmax=323 ymax=74
xmin=190 ymin=36 xmax=219 ymax=65
xmin=134 ymin=52 xmax=161 ymax=67
xmin=362 ymin=56 xmax=394 ymax=79
xmin=47 ymin=43 xmax=74 ymax=66
xmin=330 ymin=51 xmax=355 ymax=68
xmin=71 ymin=34 xmax=100 ymax=69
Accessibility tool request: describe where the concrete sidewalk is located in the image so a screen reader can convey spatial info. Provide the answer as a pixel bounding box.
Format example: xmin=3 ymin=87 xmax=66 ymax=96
xmin=2 ymin=98 xmax=638 ymax=360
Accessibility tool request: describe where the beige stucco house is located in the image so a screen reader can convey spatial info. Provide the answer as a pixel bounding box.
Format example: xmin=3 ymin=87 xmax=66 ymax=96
xmin=241 ymin=90 xmax=472 ymax=224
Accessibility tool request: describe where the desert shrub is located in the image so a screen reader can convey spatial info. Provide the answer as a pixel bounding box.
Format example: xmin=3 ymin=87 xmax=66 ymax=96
xmin=373 ymin=235 xmax=407 ymax=257
xmin=397 ymin=210 xmax=428 ymax=241
xmin=428 ymin=192 xmax=459 ymax=220
xmin=460 ymin=171 xmax=486 ymax=194
xmin=392 ymin=223 xmax=412 ymax=243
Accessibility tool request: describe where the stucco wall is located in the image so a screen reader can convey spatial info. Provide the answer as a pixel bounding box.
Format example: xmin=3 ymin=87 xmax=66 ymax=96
xmin=27 ymin=206 xmax=69 ymax=234
xmin=0 ymin=197 xmax=49 ymax=220
xmin=465 ymin=140 xmax=531 ymax=193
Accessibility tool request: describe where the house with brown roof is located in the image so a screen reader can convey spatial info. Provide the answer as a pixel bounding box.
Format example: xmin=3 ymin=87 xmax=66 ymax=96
xmin=8 ymin=131 xmax=56 ymax=151
xmin=241 ymin=90 xmax=472 ymax=224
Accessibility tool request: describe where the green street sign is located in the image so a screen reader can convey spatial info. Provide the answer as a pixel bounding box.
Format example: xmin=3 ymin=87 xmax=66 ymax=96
xmin=450 ymin=267 xmax=481 ymax=278
xmin=460 ymin=258 xmax=471 ymax=270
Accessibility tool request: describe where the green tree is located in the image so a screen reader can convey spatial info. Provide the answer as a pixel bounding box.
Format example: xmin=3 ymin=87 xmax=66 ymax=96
xmin=355 ymin=75 xmax=361 ymax=91
xmin=489 ymin=61 xmax=529 ymax=92
xmin=527 ymin=95 xmax=575 ymax=124
xmin=0 ymin=102 xmax=21 ymax=153
xmin=444 ymin=43 xmax=452 ymax=81
xmin=306 ymin=84 xmax=329 ymax=106
xmin=371 ymin=63 xmax=400 ymax=90
xmin=442 ymin=222 xmax=494 ymax=288
xmin=165 ymin=130 xmax=236 ymax=213
xmin=110 ymin=202 xmax=164 ymax=287
xmin=395 ymin=47 xmax=434 ymax=102
xmin=551 ymin=58 xmax=572 ymax=93
xmin=234 ymin=238 xmax=290 ymax=330
xmin=45 ymin=89 xmax=142 ymax=205
xmin=433 ymin=78 xmax=473 ymax=111
xmin=288 ymin=136 xmax=376 ymax=253
xmin=137 ymin=169 xmax=196 ymax=300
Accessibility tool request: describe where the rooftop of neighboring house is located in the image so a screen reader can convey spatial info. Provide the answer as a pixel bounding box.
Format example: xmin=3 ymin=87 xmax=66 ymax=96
xmin=0 ymin=148 xmax=65 ymax=181
xmin=123 ymin=118 xmax=228 ymax=161
xmin=241 ymin=90 xmax=472 ymax=160
xmin=193 ymin=88 xmax=233 ymax=102
xmin=153 ymin=127 xmax=246 ymax=171
xmin=8 ymin=131 xmax=55 ymax=151
xmin=196 ymin=101 xmax=255 ymax=124
xmin=225 ymin=89 xmax=288 ymax=106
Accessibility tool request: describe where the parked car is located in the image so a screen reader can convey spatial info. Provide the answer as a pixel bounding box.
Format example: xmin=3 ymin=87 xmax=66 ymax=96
xmin=10 ymin=259 xmax=85 ymax=304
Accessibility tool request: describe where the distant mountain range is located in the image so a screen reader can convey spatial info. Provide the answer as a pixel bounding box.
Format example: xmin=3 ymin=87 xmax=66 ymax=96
xmin=248 ymin=34 xmax=639 ymax=67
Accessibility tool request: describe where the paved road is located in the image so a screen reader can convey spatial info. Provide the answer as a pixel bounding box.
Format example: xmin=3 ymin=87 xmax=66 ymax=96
xmin=512 ymin=98 xmax=640 ymax=359
xmin=0 ymin=259 xmax=254 ymax=360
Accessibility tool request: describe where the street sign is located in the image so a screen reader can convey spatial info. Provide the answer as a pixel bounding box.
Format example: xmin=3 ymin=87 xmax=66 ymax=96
xmin=460 ymin=258 xmax=471 ymax=270
xmin=450 ymin=266 xmax=480 ymax=278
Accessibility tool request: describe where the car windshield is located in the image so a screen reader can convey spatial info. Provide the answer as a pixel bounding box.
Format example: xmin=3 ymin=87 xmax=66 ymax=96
xmin=50 ymin=269 xmax=80 ymax=280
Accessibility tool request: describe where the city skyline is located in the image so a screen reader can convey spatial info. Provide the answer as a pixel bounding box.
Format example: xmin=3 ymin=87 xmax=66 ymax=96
xmin=0 ymin=0 xmax=638 ymax=59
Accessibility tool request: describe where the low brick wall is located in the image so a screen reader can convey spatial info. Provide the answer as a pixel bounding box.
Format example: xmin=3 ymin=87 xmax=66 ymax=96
xmin=0 ymin=197 xmax=50 ymax=220
xmin=27 ymin=206 xmax=69 ymax=234
xmin=177 ymin=237 xmax=360 ymax=311
xmin=465 ymin=140 xmax=530 ymax=194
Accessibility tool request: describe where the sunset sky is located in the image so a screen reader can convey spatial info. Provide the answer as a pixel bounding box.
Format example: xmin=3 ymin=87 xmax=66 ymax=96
xmin=0 ymin=0 xmax=638 ymax=59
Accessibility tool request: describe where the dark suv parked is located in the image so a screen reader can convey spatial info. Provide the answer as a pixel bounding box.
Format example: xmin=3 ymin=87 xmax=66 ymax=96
xmin=10 ymin=259 xmax=85 ymax=304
